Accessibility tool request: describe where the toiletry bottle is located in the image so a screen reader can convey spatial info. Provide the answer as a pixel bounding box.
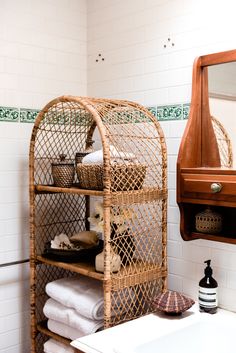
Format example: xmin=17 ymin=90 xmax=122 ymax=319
xmin=199 ymin=260 xmax=218 ymax=314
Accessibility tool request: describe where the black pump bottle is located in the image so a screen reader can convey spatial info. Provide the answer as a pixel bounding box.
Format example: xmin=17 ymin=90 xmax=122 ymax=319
xmin=199 ymin=260 xmax=218 ymax=314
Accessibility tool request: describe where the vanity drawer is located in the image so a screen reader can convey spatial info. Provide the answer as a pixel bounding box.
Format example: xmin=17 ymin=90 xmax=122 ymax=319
xmin=181 ymin=173 xmax=236 ymax=202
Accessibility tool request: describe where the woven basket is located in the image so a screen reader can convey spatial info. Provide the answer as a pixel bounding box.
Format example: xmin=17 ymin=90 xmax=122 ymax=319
xmin=195 ymin=207 xmax=222 ymax=234
xmin=75 ymin=152 xmax=90 ymax=165
xmin=51 ymin=155 xmax=75 ymax=188
xmin=76 ymin=163 xmax=146 ymax=191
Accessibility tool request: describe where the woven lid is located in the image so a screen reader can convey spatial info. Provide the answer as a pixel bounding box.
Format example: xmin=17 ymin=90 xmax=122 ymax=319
xmin=196 ymin=206 xmax=222 ymax=219
xmin=52 ymin=154 xmax=74 ymax=167
xmin=152 ymin=290 xmax=195 ymax=314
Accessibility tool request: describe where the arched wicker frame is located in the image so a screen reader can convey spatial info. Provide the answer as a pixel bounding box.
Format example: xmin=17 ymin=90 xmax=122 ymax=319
xmin=211 ymin=115 xmax=233 ymax=168
xmin=29 ymin=96 xmax=167 ymax=352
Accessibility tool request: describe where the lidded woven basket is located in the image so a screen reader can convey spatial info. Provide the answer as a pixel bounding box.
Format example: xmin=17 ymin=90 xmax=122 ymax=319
xmin=152 ymin=290 xmax=195 ymax=315
xmin=51 ymin=154 xmax=75 ymax=188
xmin=195 ymin=207 xmax=222 ymax=234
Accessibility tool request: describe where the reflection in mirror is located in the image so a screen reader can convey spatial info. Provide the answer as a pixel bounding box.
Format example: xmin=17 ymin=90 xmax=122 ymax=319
xmin=208 ymin=62 xmax=236 ymax=168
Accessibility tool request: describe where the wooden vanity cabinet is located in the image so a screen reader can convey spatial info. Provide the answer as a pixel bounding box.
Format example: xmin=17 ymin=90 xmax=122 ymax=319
xmin=177 ymin=49 xmax=236 ymax=244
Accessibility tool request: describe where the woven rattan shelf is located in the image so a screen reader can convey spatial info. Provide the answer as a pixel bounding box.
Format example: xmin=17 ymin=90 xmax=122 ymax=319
xmin=37 ymin=321 xmax=83 ymax=353
xmin=37 ymin=321 xmax=71 ymax=345
xmin=35 ymin=184 xmax=104 ymax=196
xmin=37 ymin=255 xmax=167 ymax=289
xmin=36 ymin=255 xmax=104 ymax=281
xmin=29 ymin=96 xmax=167 ymax=353
xmin=35 ymin=184 xmax=167 ymax=204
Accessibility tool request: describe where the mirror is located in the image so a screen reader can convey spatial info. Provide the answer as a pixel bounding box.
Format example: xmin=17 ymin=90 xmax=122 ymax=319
xmin=177 ymin=49 xmax=236 ymax=169
xmin=208 ymin=62 xmax=236 ymax=168
xmin=177 ymin=49 xmax=236 ymax=244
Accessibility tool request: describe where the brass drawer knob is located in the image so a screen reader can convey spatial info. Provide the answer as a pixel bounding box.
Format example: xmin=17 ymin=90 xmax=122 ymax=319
xmin=210 ymin=182 xmax=222 ymax=193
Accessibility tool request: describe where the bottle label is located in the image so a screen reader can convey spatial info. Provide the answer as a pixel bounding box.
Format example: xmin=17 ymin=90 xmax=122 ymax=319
xmin=199 ymin=286 xmax=218 ymax=308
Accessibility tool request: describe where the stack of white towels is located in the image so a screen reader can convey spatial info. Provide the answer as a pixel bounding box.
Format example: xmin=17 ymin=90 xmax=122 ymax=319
xmin=44 ymin=338 xmax=75 ymax=353
xmin=43 ymin=276 xmax=104 ymax=352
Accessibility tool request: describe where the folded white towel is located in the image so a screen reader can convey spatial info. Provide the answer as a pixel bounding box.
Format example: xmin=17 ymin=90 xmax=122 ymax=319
xmin=43 ymin=298 xmax=103 ymax=334
xmin=110 ymin=145 xmax=135 ymax=160
xmin=48 ymin=319 xmax=90 ymax=340
xmin=45 ymin=276 xmax=104 ymax=320
xmin=44 ymin=338 xmax=75 ymax=353
xmin=46 ymin=276 xmax=135 ymax=321
xmin=82 ymin=145 xmax=136 ymax=165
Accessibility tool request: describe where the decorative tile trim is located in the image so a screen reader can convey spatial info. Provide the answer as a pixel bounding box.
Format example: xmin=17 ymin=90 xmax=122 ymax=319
xmin=20 ymin=108 xmax=40 ymax=123
xmin=0 ymin=103 xmax=190 ymax=123
xmin=183 ymin=103 xmax=190 ymax=120
xmin=0 ymin=106 xmax=40 ymax=123
xmin=156 ymin=104 xmax=183 ymax=121
xmin=0 ymin=107 xmax=20 ymax=122
xmin=148 ymin=103 xmax=190 ymax=121
xmin=147 ymin=106 xmax=157 ymax=116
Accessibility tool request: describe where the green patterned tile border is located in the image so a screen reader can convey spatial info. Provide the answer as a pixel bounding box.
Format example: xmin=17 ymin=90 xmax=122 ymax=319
xmin=148 ymin=103 xmax=190 ymax=121
xmin=0 ymin=107 xmax=19 ymax=122
xmin=147 ymin=106 xmax=157 ymax=116
xmin=156 ymin=104 xmax=183 ymax=120
xmin=183 ymin=103 xmax=190 ymax=120
xmin=20 ymin=108 xmax=40 ymax=123
xmin=0 ymin=103 xmax=191 ymax=123
xmin=0 ymin=106 xmax=40 ymax=123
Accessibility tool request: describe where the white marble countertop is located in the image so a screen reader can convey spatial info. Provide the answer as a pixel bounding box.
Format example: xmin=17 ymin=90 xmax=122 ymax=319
xmin=71 ymin=304 xmax=236 ymax=353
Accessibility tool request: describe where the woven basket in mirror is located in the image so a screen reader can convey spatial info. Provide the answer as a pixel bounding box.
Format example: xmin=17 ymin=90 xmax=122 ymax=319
xmin=51 ymin=154 xmax=75 ymax=188
xmin=195 ymin=207 xmax=222 ymax=234
xmin=212 ymin=115 xmax=233 ymax=168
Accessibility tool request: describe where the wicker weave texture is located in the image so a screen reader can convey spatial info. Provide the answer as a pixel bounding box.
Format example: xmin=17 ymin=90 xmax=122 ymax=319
xmin=212 ymin=115 xmax=233 ymax=168
xmin=29 ymin=96 xmax=167 ymax=352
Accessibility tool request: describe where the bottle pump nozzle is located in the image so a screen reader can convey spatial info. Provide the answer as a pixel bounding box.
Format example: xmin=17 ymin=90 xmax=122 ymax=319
xmin=204 ymin=259 xmax=212 ymax=277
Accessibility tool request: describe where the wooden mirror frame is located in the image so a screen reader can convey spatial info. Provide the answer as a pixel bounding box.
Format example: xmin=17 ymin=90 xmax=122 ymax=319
xmin=177 ymin=49 xmax=236 ymax=243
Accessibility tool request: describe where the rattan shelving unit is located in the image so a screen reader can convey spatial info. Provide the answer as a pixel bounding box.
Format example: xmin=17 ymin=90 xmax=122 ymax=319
xmin=29 ymin=96 xmax=167 ymax=353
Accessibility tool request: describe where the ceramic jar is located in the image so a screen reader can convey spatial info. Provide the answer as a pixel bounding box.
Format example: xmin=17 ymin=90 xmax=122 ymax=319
xmin=95 ymin=249 xmax=121 ymax=273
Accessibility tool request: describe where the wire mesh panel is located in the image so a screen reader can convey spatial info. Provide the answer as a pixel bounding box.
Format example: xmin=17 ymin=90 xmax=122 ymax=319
xmin=29 ymin=96 xmax=167 ymax=352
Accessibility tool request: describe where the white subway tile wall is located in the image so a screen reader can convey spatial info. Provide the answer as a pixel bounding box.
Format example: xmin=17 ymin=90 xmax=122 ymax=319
xmin=0 ymin=0 xmax=236 ymax=352
xmin=0 ymin=0 xmax=87 ymax=109
xmin=87 ymin=0 xmax=236 ymax=315
xmin=0 ymin=1 xmax=87 ymax=352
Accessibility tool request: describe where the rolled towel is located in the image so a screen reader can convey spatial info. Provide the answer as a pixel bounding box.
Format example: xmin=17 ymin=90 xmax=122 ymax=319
xmin=43 ymin=298 xmax=103 ymax=334
xmin=82 ymin=149 xmax=103 ymax=164
xmin=44 ymin=338 xmax=75 ymax=353
xmin=48 ymin=319 xmax=89 ymax=340
xmin=82 ymin=145 xmax=136 ymax=165
xmin=110 ymin=145 xmax=136 ymax=160
xmin=45 ymin=276 xmax=104 ymax=320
